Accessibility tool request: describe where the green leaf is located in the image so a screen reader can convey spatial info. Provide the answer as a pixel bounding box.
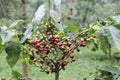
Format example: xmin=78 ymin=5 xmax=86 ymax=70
xmin=9 ymin=20 xmax=28 ymax=28
xmin=0 ymin=28 xmax=13 ymax=44
xmin=108 ymin=26 xmax=120 ymax=51
xmin=5 ymin=41 xmax=20 ymax=68
xmin=12 ymin=70 xmax=23 ymax=79
xmin=32 ymin=4 xmax=46 ymax=24
xmin=50 ymin=10 xmax=60 ymax=23
xmin=20 ymin=27 xmax=33 ymax=43
xmin=115 ymin=12 xmax=120 ymax=15
xmin=111 ymin=15 xmax=120 ymax=24
xmin=112 ymin=24 xmax=120 ymax=29
xmin=64 ymin=26 xmax=79 ymax=33
xmin=53 ymin=0 xmax=61 ymax=9
xmin=98 ymin=66 xmax=120 ymax=75
xmin=0 ymin=41 xmax=4 ymax=54
xmin=55 ymin=23 xmax=63 ymax=31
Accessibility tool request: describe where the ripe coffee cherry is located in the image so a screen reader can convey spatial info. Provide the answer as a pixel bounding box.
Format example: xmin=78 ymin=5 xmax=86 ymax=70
xmin=80 ymin=41 xmax=86 ymax=47
xmin=60 ymin=45 xmax=65 ymax=50
xmin=49 ymin=41 xmax=53 ymax=44
xmin=70 ymin=54 xmax=74 ymax=59
xmin=43 ymin=50 xmax=49 ymax=54
xmin=54 ymin=35 xmax=60 ymax=39
xmin=47 ymin=31 xmax=52 ymax=35
xmin=63 ymin=50 xmax=68 ymax=54
xmin=32 ymin=40 xmax=37 ymax=45
xmin=36 ymin=49 xmax=40 ymax=54
xmin=35 ymin=43 xmax=40 ymax=48
xmin=45 ymin=45 xmax=49 ymax=49
xmin=36 ymin=40 xmax=41 ymax=43
xmin=53 ymin=41 xmax=57 ymax=45
xmin=61 ymin=61 xmax=67 ymax=67
xmin=57 ymin=42 xmax=62 ymax=46
xmin=73 ymin=46 xmax=77 ymax=49
xmin=68 ymin=41 xmax=72 ymax=47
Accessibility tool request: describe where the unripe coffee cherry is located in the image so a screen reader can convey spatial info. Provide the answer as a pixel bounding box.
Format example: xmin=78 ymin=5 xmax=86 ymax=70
xmin=71 ymin=58 xmax=75 ymax=62
xmin=47 ymin=31 xmax=52 ymax=35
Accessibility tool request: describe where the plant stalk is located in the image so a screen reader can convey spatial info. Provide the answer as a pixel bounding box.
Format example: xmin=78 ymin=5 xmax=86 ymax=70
xmin=55 ymin=71 xmax=59 ymax=80
xmin=54 ymin=63 xmax=60 ymax=80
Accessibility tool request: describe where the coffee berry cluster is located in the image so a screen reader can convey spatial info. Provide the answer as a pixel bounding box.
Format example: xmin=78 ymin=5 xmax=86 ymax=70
xmin=28 ymin=29 xmax=88 ymax=74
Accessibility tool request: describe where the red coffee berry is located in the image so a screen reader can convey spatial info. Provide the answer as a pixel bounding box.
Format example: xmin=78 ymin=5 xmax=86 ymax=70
xmin=43 ymin=50 xmax=48 ymax=54
xmin=53 ymin=41 xmax=57 ymax=45
xmin=68 ymin=41 xmax=72 ymax=47
xmin=36 ymin=49 xmax=40 ymax=54
xmin=54 ymin=35 xmax=60 ymax=39
xmin=70 ymin=54 xmax=74 ymax=59
xmin=80 ymin=41 xmax=86 ymax=47
xmin=35 ymin=43 xmax=40 ymax=48
xmin=63 ymin=50 xmax=68 ymax=54
xmin=60 ymin=45 xmax=65 ymax=50
xmin=61 ymin=61 xmax=67 ymax=67
xmin=33 ymin=40 xmax=37 ymax=45
xmin=36 ymin=40 xmax=41 ymax=43
xmin=57 ymin=42 xmax=62 ymax=46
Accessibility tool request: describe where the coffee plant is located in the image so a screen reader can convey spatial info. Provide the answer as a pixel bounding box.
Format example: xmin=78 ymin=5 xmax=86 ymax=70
xmin=1 ymin=0 xmax=120 ymax=80
xmin=21 ymin=18 xmax=90 ymax=80
xmin=0 ymin=0 xmax=92 ymax=80
xmin=89 ymin=12 xmax=120 ymax=58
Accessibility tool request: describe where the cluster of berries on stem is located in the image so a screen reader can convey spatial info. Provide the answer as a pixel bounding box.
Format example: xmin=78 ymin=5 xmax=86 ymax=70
xmin=27 ymin=28 xmax=88 ymax=74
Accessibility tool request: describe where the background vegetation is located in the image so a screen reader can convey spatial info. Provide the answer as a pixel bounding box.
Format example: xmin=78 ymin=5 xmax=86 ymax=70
xmin=0 ymin=0 xmax=120 ymax=80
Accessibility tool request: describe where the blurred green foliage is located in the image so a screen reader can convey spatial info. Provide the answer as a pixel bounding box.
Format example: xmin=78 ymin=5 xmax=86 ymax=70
xmin=1 ymin=0 xmax=120 ymax=27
